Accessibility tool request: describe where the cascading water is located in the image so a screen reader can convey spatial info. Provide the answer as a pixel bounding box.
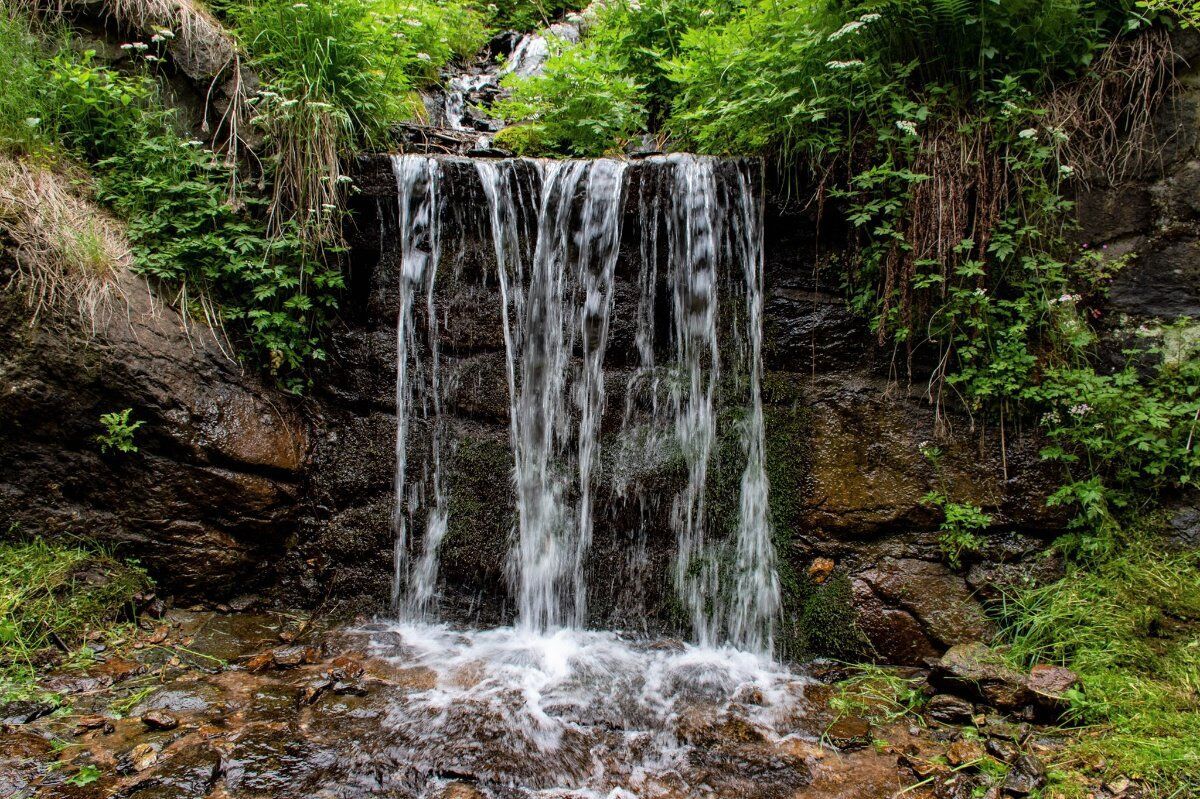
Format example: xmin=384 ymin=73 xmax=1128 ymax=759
xmin=389 ymin=155 xmax=449 ymax=619
xmin=375 ymin=153 xmax=811 ymax=797
xmin=390 ymin=153 xmax=777 ymax=653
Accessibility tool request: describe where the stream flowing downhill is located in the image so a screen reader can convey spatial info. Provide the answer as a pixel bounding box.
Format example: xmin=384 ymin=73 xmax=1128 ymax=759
xmin=372 ymin=153 xmax=805 ymax=796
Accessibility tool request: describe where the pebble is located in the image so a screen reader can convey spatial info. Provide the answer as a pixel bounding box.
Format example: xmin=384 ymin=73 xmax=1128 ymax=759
xmin=141 ymin=709 xmax=179 ymax=730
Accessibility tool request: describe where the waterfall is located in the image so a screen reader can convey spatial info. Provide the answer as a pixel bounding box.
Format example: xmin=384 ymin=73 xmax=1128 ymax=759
xmin=392 ymin=154 xmax=778 ymax=653
xmin=475 ymin=158 xmax=627 ymax=631
xmin=390 ymin=155 xmax=449 ymax=619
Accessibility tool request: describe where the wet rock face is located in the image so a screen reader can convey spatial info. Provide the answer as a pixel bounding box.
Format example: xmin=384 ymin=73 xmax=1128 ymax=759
xmin=289 ymin=156 xmax=1076 ymax=655
xmin=0 ymin=268 xmax=307 ymax=598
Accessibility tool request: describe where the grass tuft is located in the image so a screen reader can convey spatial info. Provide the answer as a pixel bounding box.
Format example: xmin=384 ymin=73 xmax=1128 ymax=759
xmin=0 ymin=535 xmax=151 ymax=699
xmin=999 ymin=521 xmax=1200 ymax=794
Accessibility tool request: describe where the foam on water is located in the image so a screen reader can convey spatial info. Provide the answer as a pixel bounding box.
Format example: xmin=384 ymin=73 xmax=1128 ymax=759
xmin=355 ymin=621 xmax=815 ymax=796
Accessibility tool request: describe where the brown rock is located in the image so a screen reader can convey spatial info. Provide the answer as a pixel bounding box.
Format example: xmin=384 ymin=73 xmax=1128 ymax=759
xmin=808 ymin=557 xmax=835 ymax=584
xmin=851 ymin=578 xmax=940 ymax=666
xmin=946 ymin=739 xmax=984 ymax=767
xmin=927 ymin=694 xmax=974 ymax=724
xmin=934 ymin=643 xmax=1031 ymax=710
xmin=244 ymin=651 xmax=276 ymax=673
xmin=140 ymin=710 xmax=178 ymax=730
xmin=272 ymin=646 xmax=306 ymax=668
xmin=74 ymin=715 xmax=114 ymax=734
xmin=1025 ymin=664 xmax=1078 ymax=706
xmin=299 ymin=679 xmax=332 ymax=706
xmin=129 ymin=742 xmax=160 ymax=772
xmin=825 ymin=716 xmax=872 ymax=750
xmin=858 ymin=559 xmax=996 ymax=649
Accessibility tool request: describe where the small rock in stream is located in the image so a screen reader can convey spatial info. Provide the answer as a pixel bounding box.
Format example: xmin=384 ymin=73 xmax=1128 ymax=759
xmin=299 ymin=679 xmax=333 ymax=705
xmin=141 ymin=709 xmax=179 ymax=730
xmin=129 ymin=742 xmax=161 ymax=772
xmin=74 ymin=715 xmax=114 ymax=734
xmin=825 ymin=716 xmax=872 ymax=750
xmin=332 ymin=680 xmax=368 ymax=696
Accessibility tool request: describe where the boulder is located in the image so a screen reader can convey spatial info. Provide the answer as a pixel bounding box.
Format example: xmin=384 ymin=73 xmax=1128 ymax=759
xmin=0 ymin=267 xmax=306 ymax=599
xmin=933 ymin=643 xmax=1031 ymax=710
xmin=857 ymin=559 xmax=996 ymax=649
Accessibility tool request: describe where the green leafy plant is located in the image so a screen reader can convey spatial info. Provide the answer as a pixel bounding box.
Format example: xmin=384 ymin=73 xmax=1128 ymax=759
xmin=496 ymin=38 xmax=646 ymax=156
xmin=922 ymin=492 xmax=990 ymax=568
xmin=67 ymin=765 xmax=101 ymax=787
xmin=96 ymin=408 xmax=144 ymax=455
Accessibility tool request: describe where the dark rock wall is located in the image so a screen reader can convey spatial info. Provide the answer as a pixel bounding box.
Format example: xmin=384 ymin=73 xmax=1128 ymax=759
xmin=287 ymin=156 xmax=1073 ymax=660
xmin=0 ymin=269 xmax=308 ymax=598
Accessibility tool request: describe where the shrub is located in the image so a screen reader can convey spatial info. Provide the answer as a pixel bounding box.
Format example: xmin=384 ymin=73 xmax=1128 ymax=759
xmin=496 ymin=39 xmax=645 ymax=156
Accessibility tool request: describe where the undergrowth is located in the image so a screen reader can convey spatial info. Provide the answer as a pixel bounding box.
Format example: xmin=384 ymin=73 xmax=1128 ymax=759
xmin=1001 ymin=520 xmax=1200 ymax=793
xmin=0 ymin=535 xmax=151 ymax=700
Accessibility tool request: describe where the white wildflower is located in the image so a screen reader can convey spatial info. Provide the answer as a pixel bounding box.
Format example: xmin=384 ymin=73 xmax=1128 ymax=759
xmin=151 ymin=34 xmax=163 ymax=43
xmin=157 ymin=28 xmax=175 ymax=39
xmin=974 ymin=287 xmax=987 ymax=296
xmin=405 ymin=18 xmax=422 ymax=26
xmin=1018 ymin=128 xmax=1038 ymax=140
xmin=336 ymin=175 xmax=353 ymax=184
xmin=895 ymin=119 xmax=918 ymax=137
xmin=1059 ymin=164 xmax=1075 ymax=177
xmin=292 ymin=3 xmax=308 ymax=8
xmin=827 ymin=59 xmax=864 ymax=70
xmin=828 ymin=20 xmax=864 ymax=40
xmin=132 ymin=42 xmax=149 ymax=51
xmin=120 ymin=43 xmax=133 ymax=50
xmin=416 ymin=52 xmax=431 ymax=61
xmin=24 ymin=117 xmax=40 ymax=127
xmin=699 ymin=8 xmax=714 ymax=17
xmin=1068 ymin=403 xmax=1092 ymax=417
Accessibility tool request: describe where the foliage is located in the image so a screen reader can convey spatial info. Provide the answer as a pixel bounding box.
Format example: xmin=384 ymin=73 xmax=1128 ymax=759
xmin=488 ymin=0 xmax=582 ymax=30
xmin=0 ymin=536 xmax=150 ymax=697
xmin=0 ymin=10 xmax=53 ymax=156
xmin=67 ymin=765 xmax=102 ymax=787
xmin=922 ymin=492 xmax=990 ymax=568
xmin=45 ymin=51 xmax=343 ymax=383
xmin=1000 ymin=524 xmax=1200 ymax=791
xmin=496 ymin=39 xmax=645 ymax=156
xmin=96 ymin=408 xmax=144 ymax=455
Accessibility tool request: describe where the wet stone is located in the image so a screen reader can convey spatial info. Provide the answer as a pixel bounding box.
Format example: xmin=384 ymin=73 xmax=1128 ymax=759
xmin=927 ymin=694 xmax=974 ymax=724
xmin=825 ymin=716 xmax=872 ymax=750
xmin=124 ymin=745 xmax=222 ymax=799
xmin=1002 ymin=753 xmax=1046 ymax=795
xmin=140 ymin=710 xmax=179 ymax=731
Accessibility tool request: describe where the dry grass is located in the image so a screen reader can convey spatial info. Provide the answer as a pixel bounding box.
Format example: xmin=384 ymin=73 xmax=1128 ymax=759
xmin=0 ymin=155 xmax=130 ymax=330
